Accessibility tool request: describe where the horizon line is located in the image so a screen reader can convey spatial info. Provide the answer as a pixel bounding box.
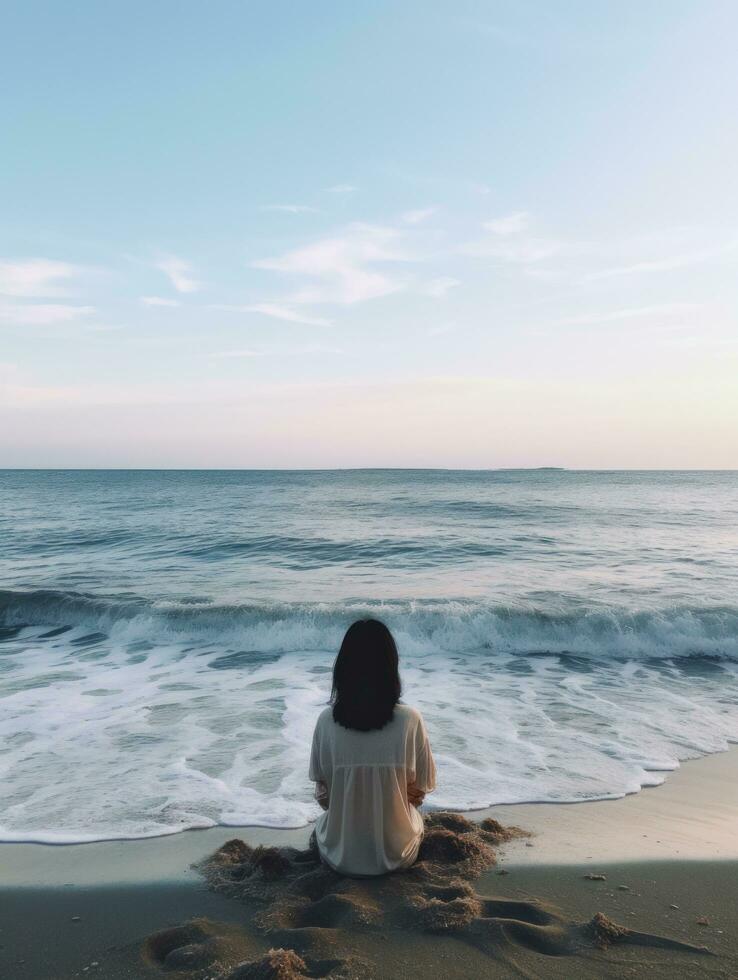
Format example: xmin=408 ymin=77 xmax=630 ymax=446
xmin=1 ymin=466 xmax=737 ymax=474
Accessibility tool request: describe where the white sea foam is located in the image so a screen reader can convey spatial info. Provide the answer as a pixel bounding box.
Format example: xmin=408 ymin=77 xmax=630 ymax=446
xmin=1 ymin=618 xmax=737 ymax=843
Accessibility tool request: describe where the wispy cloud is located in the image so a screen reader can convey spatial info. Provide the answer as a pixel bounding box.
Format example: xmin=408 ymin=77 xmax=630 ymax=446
xmin=155 ymin=256 xmax=201 ymax=293
xmin=460 ymin=211 xmax=569 ymax=264
xmin=422 ymin=276 xmax=461 ymax=298
xmin=140 ymin=295 xmax=181 ymax=307
xmin=461 ymin=235 xmax=565 ymax=263
xmin=459 ymin=210 xmax=575 ymax=264
xmin=213 ymin=303 xmax=332 ymax=326
xmin=0 ymin=258 xmax=85 ymax=298
xmin=0 ymin=303 xmax=96 ymax=326
xmin=401 ymin=207 xmax=436 ymax=225
xmin=484 ymin=211 xmax=531 ymax=235
xmin=260 ymin=204 xmax=318 ymax=214
xmin=553 ymin=303 xmax=703 ymax=326
xmin=584 ymin=240 xmax=738 ymax=281
xmin=253 ymin=223 xmax=413 ymax=306
xmin=325 ymin=184 xmax=356 ymax=194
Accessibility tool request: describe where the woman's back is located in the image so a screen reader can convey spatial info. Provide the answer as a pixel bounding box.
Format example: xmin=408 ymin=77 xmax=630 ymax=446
xmin=310 ymin=702 xmax=436 ymax=876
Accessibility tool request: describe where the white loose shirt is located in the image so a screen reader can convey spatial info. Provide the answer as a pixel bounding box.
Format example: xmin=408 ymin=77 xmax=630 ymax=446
xmin=309 ymin=703 xmax=437 ymax=876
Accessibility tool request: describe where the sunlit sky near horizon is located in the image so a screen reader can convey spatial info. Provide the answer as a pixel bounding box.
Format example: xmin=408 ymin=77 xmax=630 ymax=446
xmin=2 ymin=0 xmax=737 ymax=468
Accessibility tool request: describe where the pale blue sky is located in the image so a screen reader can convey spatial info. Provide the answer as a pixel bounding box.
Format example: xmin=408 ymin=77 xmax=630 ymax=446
xmin=2 ymin=0 xmax=737 ymax=467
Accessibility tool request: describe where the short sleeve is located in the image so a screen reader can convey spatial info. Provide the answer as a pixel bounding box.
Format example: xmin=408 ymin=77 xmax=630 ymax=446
xmin=309 ymin=716 xmax=323 ymax=782
xmin=412 ymin=712 xmax=437 ymax=793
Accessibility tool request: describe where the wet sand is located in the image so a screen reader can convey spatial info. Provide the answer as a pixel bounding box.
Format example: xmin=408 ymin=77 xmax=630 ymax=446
xmin=2 ymin=748 xmax=737 ymax=979
xmin=2 ymin=857 xmax=735 ymax=978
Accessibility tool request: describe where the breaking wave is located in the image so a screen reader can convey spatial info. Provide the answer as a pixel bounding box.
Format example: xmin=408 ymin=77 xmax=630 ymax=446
xmin=2 ymin=588 xmax=738 ymax=661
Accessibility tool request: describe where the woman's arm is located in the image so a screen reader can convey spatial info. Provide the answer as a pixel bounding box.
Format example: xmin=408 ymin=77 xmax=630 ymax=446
xmin=409 ymin=711 xmax=437 ymax=807
xmin=407 ymin=782 xmax=425 ymax=807
xmin=309 ymin=716 xmax=329 ymax=810
xmin=315 ymin=780 xmax=329 ymax=811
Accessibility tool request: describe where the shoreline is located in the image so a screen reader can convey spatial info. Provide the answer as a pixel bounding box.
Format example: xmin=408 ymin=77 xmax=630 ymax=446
xmin=3 ymin=744 xmax=738 ymax=889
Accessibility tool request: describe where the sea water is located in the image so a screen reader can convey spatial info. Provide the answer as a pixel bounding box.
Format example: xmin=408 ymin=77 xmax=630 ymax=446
xmin=0 ymin=469 xmax=737 ymax=842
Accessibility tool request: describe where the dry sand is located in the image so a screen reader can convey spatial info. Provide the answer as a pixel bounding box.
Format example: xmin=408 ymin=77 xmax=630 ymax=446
xmin=486 ymin=747 xmax=738 ymax=866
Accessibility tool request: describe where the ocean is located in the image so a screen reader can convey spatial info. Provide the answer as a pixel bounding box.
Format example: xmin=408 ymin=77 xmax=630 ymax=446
xmin=1 ymin=469 xmax=737 ymax=843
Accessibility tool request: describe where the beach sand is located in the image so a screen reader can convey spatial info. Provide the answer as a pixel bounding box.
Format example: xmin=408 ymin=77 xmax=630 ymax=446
xmin=2 ymin=748 xmax=737 ymax=979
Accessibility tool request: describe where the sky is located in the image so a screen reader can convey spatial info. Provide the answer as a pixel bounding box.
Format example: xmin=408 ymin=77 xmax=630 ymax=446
xmin=1 ymin=0 xmax=737 ymax=468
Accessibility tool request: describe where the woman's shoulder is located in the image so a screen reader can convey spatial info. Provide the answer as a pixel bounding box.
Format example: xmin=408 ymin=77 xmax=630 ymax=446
xmin=394 ymin=703 xmax=424 ymax=725
xmin=315 ymin=705 xmax=334 ymax=729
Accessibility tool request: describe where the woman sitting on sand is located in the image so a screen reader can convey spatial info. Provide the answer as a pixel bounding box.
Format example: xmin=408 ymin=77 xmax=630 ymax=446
xmin=309 ymin=619 xmax=436 ymax=876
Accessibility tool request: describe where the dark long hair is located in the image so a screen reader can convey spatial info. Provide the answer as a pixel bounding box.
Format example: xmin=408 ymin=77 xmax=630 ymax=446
xmin=331 ymin=619 xmax=402 ymax=731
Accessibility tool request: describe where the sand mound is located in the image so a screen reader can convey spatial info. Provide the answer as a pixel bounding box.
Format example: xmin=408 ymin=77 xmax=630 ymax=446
xmin=411 ymin=892 xmax=483 ymax=932
xmin=219 ymin=947 xmax=366 ymax=980
xmin=221 ymin=949 xmax=371 ymax=980
xmin=580 ymin=913 xmax=714 ymax=957
xmin=414 ymin=812 xmax=530 ymax=875
xmin=258 ymin=891 xmax=382 ymax=933
xmin=201 ymin=841 xmax=309 ymax=903
xmin=143 ymin=919 xmax=367 ymax=979
xmin=585 ymin=911 xmax=631 ymax=949
xmin=422 ymin=811 xmax=472 ymax=835
xmin=222 ymin=947 xmax=307 ymax=980
xmin=416 ymin=823 xmax=495 ymax=874
xmin=478 ymin=816 xmax=530 ymax=844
